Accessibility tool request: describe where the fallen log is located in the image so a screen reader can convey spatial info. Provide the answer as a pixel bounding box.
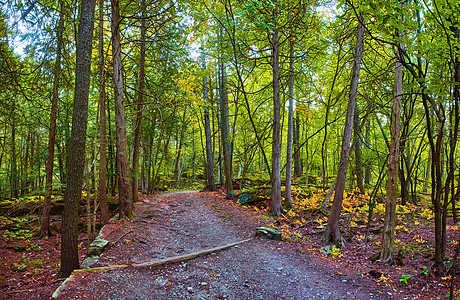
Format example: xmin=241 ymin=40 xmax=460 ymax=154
xmin=72 ymin=264 xmax=129 ymax=274
xmin=133 ymin=238 xmax=253 ymax=268
xmin=71 ymin=238 xmax=253 ymax=274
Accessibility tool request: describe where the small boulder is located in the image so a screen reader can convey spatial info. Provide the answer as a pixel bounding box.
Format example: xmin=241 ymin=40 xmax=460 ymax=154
xmin=256 ymin=227 xmax=282 ymax=241
xmin=88 ymin=238 xmax=110 ymax=256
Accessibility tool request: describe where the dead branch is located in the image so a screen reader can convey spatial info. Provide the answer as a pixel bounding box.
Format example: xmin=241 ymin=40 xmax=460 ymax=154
xmin=133 ymin=238 xmax=253 ymax=268
xmin=70 ymin=238 xmax=253 ymax=274
xmin=72 ymin=264 xmax=129 ymax=275
xmin=113 ymin=230 xmax=133 ymax=245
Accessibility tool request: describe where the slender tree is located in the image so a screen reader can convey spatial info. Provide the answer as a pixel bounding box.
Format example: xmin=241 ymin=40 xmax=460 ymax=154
xmin=39 ymin=0 xmax=65 ymax=238
xmin=203 ymin=53 xmax=215 ymax=191
xmin=98 ymin=0 xmax=109 ymax=225
xmin=111 ymin=0 xmax=133 ymax=218
xmin=381 ymin=30 xmax=404 ymax=264
xmin=219 ymin=21 xmax=233 ymax=199
xmin=132 ymin=1 xmax=146 ymax=204
xmin=353 ymin=103 xmax=364 ymax=193
xmin=271 ymin=3 xmax=281 ymax=216
xmin=323 ymin=13 xmax=365 ymax=245
xmin=59 ymin=0 xmax=97 ymax=278
xmin=284 ymin=22 xmax=295 ymax=206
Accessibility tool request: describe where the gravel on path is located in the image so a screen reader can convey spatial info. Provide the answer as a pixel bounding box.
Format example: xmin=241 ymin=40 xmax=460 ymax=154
xmin=54 ymin=191 xmax=394 ymax=300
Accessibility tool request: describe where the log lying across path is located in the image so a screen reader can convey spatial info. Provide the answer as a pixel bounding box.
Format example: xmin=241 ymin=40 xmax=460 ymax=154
xmin=72 ymin=238 xmax=253 ymax=275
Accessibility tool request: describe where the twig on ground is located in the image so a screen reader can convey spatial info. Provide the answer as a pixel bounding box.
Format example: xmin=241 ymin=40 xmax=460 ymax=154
xmin=113 ymin=230 xmax=133 ymax=245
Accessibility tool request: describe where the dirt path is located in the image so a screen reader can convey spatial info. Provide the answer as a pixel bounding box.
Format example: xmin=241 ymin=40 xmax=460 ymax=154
xmin=55 ymin=191 xmax=393 ymax=299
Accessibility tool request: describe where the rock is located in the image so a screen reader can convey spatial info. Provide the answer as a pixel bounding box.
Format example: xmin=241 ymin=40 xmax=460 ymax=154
xmin=80 ymin=256 xmax=99 ymax=269
xmin=88 ymin=238 xmax=110 ymax=256
xmin=256 ymin=227 xmax=282 ymax=241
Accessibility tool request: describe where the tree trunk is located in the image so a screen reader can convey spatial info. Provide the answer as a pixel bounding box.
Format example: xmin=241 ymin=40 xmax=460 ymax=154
xmin=452 ymin=56 xmax=460 ymax=223
xmin=294 ymin=115 xmax=301 ymax=178
xmin=364 ymin=119 xmax=370 ymax=185
xmin=21 ymin=132 xmax=31 ymax=195
xmin=40 ymin=0 xmax=64 ymax=237
xmin=173 ymin=110 xmax=187 ymax=186
xmin=271 ymin=5 xmax=281 ymax=216
xmin=219 ymin=32 xmax=233 ymax=199
xmin=353 ymin=103 xmax=364 ymax=193
xmin=203 ymin=58 xmax=216 ymax=191
xmin=381 ymin=33 xmax=403 ymax=264
xmin=323 ymin=13 xmax=364 ymax=245
xmin=98 ymin=0 xmax=109 ymax=225
xmin=111 ymin=0 xmax=133 ymax=218
xmin=59 ymin=0 xmax=96 ymax=278
xmin=132 ymin=2 xmax=146 ymax=204
xmin=11 ymin=114 xmax=18 ymax=199
xmin=284 ymin=27 xmax=295 ymax=206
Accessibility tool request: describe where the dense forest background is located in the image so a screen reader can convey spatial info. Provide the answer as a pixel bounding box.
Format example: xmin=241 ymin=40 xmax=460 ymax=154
xmin=0 ymin=0 xmax=459 ymax=287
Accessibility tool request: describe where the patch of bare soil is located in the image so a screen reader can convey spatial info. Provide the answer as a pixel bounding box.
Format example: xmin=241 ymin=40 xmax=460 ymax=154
xmin=54 ymin=191 xmax=393 ymax=299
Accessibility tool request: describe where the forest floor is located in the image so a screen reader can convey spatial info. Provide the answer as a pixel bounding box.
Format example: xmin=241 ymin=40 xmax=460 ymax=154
xmin=0 ymin=189 xmax=458 ymax=299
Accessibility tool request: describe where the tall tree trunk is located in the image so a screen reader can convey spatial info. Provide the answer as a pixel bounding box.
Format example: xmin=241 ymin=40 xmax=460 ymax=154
xmin=353 ymin=103 xmax=364 ymax=193
xmin=323 ymin=13 xmax=364 ymax=245
xmin=106 ymin=91 xmax=116 ymax=196
xmin=40 ymin=0 xmax=64 ymax=237
xmin=173 ymin=109 xmax=187 ymax=186
xmin=364 ymin=119 xmax=370 ymax=185
xmin=98 ymin=0 xmax=109 ymax=225
xmin=284 ymin=31 xmax=295 ymax=206
xmin=59 ymin=0 xmax=96 ymax=278
xmin=111 ymin=0 xmax=132 ymax=218
xmin=381 ymin=33 xmax=403 ymax=264
xmin=219 ymin=25 xmax=233 ymax=199
xmin=11 ymin=114 xmax=18 ymax=199
xmin=29 ymin=133 xmax=35 ymax=191
xmin=452 ymin=56 xmax=460 ymax=223
xmin=203 ymin=58 xmax=216 ymax=191
xmin=21 ymin=132 xmax=31 ymax=195
xmin=294 ymin=115 xmax=301 ymax=178
xmin=271 ymin=5 xmax=281 ymax=215
xmin=132 ymin=2 xmax=146 ymax=204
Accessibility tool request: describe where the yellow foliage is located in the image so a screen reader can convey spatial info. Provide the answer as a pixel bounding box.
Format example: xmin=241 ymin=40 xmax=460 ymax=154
xmin=395 ymin=225 xmax=408 ymax=232
xmin=420 ymin=208 xmax=433 ymax=220
xmin=287 ymin=210 xmax=296 ymax=218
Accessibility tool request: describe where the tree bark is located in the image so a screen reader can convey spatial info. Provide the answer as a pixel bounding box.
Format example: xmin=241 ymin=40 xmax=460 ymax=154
xmin=364 ymin=119 xmax=370 ymax=185
xmin=132 ymin=2 xmax=146 ymax=204
xmin=219 ymin=25 xmax=233 ymax=199
xmin=98 ymin=0 xmax=109 ymax=225
xmin=111 ymin=0 xmax=133 ymax=218
xmin=11 ymin=112 xmax=18 ymax=199
xmin=381 ymin=34 xmax=403 ymax=264
xmin=40 ymin=0 xmax=65 ymax=238
xmin=21 ymin=133 xmax=31 ymax=196
xmin=353 ymin=103 xmax=364 ymax=193
xmin=203 ymin=58 xmax=216 ymax=191
xmin=323 ymin=13 xmax=364 ymax=245
xmin=294 ymin=115 xmax=301 ymax=178
xmin=271 ymin=5 xmax=281 ymax=216
xmin=59 ymin=0 xmax=96 ymax=278
xmin=284 ymin=27 xmax=295 ymax=206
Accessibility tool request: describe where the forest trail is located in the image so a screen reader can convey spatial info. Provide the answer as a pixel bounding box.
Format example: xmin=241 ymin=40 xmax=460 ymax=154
xmin=54 ymin=191 xmax=392 ymax=299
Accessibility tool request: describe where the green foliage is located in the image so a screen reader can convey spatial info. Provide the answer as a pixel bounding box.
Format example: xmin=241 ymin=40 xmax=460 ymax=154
xmin=399 ymin=274 xmax=414 ymax=286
